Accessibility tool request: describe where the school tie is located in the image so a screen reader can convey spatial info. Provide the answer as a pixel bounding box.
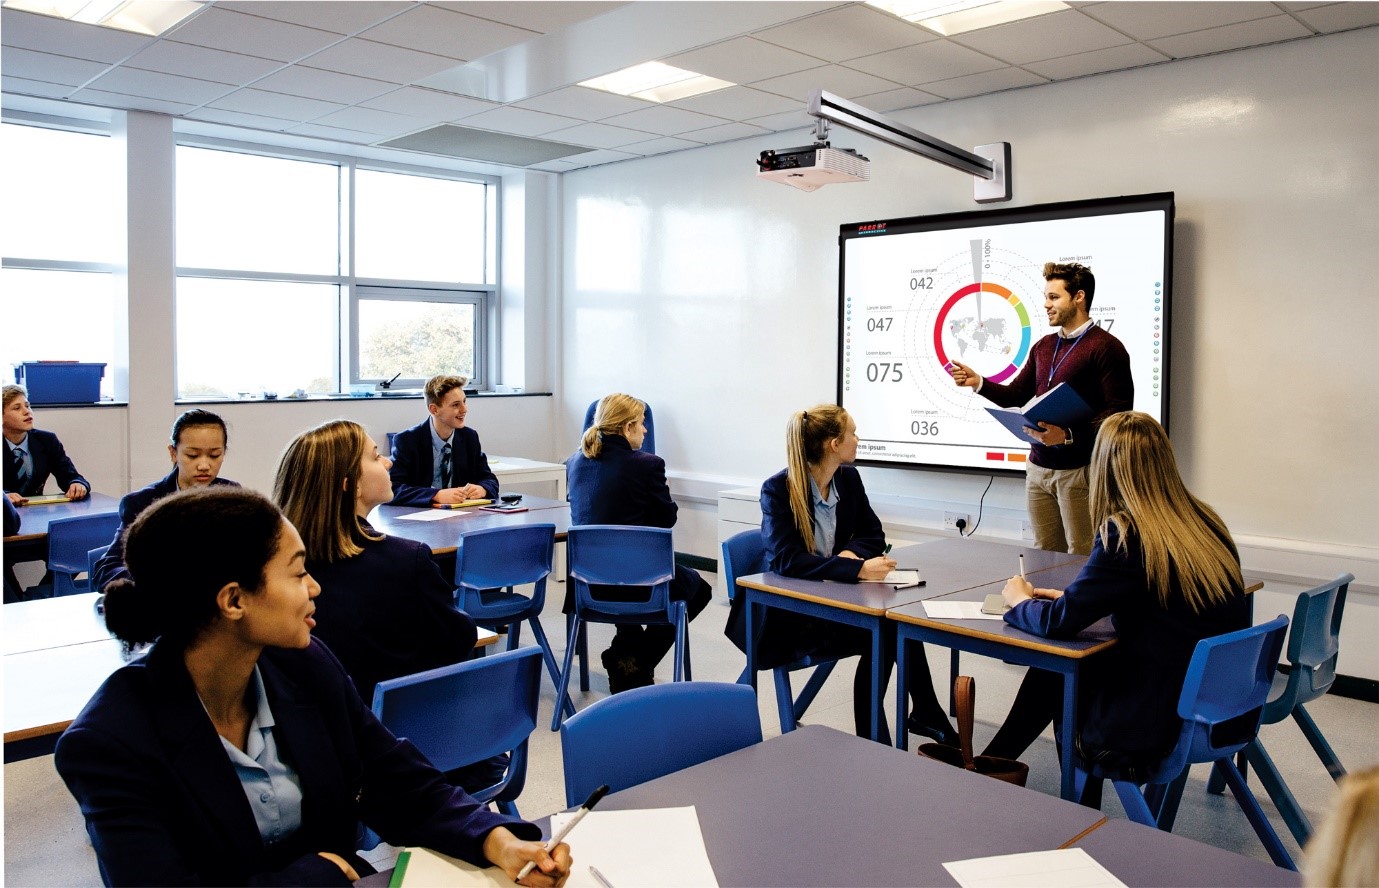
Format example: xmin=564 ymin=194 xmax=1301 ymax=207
xmin=439 ymin=442 xmax=452 ymax=488
xmin=11 ymin=446 xmax=27 ymax=490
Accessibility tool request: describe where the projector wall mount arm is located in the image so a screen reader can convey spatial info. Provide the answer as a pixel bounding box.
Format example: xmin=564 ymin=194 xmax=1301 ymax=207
xmin=806 ymin=89 xmax=1012 ymax=203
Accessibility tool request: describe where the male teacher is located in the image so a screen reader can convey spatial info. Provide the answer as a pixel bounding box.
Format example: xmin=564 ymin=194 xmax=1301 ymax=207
xmin=949 ymin=262 xmax=1132 ymax=555
xmin=388 ymin=375 xmax=500 ymax=507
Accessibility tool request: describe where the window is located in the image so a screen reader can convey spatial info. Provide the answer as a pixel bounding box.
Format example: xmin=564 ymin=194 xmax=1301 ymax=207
xmin=0 ymin=123 xmax=117 ymax=398
xmin=174 ymin=144 xmax=496 ymax=399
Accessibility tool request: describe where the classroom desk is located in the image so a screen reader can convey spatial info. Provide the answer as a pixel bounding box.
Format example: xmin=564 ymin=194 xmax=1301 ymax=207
xmin=487 ymin=456 xmax=567 ymax=501
xmin=367 ymin=497 xmax=570 ymax=556
xmin=736 ymin=537 xmax=1082 ymax=741
xmin=2 ymin=492 xmax=120 ymax=542
xmin=1069 ymin=820 xmax=1300 ymax=887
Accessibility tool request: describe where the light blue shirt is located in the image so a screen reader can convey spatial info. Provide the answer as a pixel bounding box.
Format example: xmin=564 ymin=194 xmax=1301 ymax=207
xmin=7 ymin=436 xmax=32 ymax=483
xmin=429 ymin=421 xmax=454 ymax=488
xmin=809 ymin=475 xmax=839 ymax=558
xmin=213 ymin=667 xmax=304 ymax=847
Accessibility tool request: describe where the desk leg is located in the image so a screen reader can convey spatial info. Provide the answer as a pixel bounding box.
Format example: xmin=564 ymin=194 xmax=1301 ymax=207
xmin=1060 ymin=665 xmax=1078 ymax=801
xmin=896 ymin=631 xmax=911 ymax=751
xmin=869 ymin=620 xmax=887 ymax=744
xmin=743 ymin=589 xmax=758 ymax=693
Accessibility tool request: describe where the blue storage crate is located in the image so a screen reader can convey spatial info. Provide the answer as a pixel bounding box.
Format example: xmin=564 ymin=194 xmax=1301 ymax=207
xmin=14 ymin=362 xmax=106 ymax=404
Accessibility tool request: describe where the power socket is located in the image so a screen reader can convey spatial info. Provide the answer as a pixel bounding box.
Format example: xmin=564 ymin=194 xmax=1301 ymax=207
xmin=1021 ymin=520 xmax=1035 ymax=541
xmin=943 ymin=512 xmax=970 ymax=532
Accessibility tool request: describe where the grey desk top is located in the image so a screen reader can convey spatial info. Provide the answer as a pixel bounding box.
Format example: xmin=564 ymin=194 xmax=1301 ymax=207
xmin=367 ymin=497 xmax=569 ymax=555
xmin=1071 ymin=820 xmax=1300 ymax=887
xmin=4 ymin=492 xmax=120 ymax=541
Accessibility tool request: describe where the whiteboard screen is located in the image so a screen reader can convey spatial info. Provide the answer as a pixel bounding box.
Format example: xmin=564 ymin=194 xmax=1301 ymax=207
xmin=838 ymin=193 xmax=1173 ymax=474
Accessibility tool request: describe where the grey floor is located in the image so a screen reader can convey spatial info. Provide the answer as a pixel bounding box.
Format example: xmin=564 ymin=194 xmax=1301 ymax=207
xmin=6 ymin=573 xmax=1377 ymax=886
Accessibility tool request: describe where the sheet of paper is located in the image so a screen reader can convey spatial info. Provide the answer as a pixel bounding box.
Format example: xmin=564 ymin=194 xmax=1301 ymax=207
xmin=859 ymin=570 xmax=923 ymax=586
xmin=548 ymin=806 xmax=720 ymax=888
xmin=394 ymin=509 xmax=471 ymax=522
xmin=943 ymin=848 xmax=1127 ymax=888
xmin=923 ymin=601 xmax=1005 ymax=621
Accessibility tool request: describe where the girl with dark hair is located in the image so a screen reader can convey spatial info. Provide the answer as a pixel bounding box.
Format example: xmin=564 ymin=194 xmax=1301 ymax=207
xmin=56 ymin=487 xmax=570 ymax=887
xmin=92 ymin=408 xmax=237 ymax=593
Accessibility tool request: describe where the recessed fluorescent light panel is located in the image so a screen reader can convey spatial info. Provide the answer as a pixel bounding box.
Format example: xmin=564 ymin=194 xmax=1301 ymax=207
xmin=2 ymin=0 xmax=204 ymax=35
xmin=865 ymin=0 xmax=1068 ymax=36
xmin=580 ymin=62 xmax=734 ymax=103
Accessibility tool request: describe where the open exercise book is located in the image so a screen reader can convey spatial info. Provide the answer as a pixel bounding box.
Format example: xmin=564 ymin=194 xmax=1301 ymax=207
xmin=391 ymin=806 xmax=718 ymax=888
xmin=859 ymin=570 xmax=923 ymax=588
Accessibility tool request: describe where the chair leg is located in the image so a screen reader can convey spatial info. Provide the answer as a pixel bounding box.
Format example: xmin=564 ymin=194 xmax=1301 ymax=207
xmin=1294 ymin=704 xmax=1347 ymax=782
xmin=1110 ymin=779 xmax=1158 ymax=826
xmin=1243 ymin=739 xmax=1315 ymax=847
xmin=496 ymin=799 xmax=519 ymax=817
xmin=551 ymin=616 xmax=582 ymax=731
xmin=793 ymin=661 xmax=837 ymax=724
xmin=505 ymin=619 xmax=522 ymax=650
xmin=736 ymin=664 xmax=752 ymax=685
xmin=577 ymin=619 xmax=590 ymax=692
xmin=1207 ymin=751 xmax=1242 ymax=795
xmin=1216 ymin=759 xmax=1298 ymax=871
xmin=1153 ymin=768 xmax=1190 ymax=832
xmin=672 ymin=611 xmax=685 ymax=682
xmin=680 ymin=610 xmax=691 ymax=681
xmin=774 ymin=669 xmax=797 ymax=733
xmin=527 ymin=618 xmax=574 ymax=718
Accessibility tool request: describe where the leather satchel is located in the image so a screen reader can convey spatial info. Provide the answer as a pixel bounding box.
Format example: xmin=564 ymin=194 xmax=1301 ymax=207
xmin=917 ymin=675 xmax=1030 ymax=787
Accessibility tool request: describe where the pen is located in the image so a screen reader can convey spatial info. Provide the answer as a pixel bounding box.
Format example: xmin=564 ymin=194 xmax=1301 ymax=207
xmin=589 ymin=865 xmax=616 ymax=888
xmin=1019 ymin=553 xmax=1026 ymax=580
xmin=883 ymin=544 xmax=892 ymax=554
xmin=515 ymin=784 xmax=609 ymax=880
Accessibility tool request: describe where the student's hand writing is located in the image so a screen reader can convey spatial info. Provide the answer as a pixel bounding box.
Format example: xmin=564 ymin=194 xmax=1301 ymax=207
xmin=1002 ymin=576 xmax=1034 ymax=606
xmin=858 ymin=555 xmax=897 ymax=580
xmin=316 ymin=852 xmax=359 ymax=882
xmin=66 ymin=483 xmax=89 ymax=500
xmin=483 ymin=827 xmax=571 ymax=887
xmin=6 ymin=492 xmax=26 ymax=505
xmin=1024 ymin=422 xmax=1068 ymax=446
xmin=949 ymin=360 xmax=981 ymax=389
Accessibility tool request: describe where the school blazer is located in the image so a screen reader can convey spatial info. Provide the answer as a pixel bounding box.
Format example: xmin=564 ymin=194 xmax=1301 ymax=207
xmin=92 ymin=470 xmax=239 ymax=593
xmin=566 ymin=435 xmax=677 ymax=529
xmin=759 ymin=466 xmax=886 ymax=582
xmin=55 ymin=638 xmax=537 ymax=887
xmin=3 ymin=429 xmax=89 ymax=497
xmin=388 ymin=420 xmax=498 ymax=507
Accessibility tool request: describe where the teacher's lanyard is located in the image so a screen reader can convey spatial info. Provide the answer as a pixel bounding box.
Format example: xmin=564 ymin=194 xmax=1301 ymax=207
xmin=1047 ymin=327 xmax=1090 ymax=384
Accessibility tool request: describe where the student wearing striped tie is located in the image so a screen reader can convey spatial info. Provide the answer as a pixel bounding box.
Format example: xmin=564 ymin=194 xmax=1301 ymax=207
xmin=3 ymin=384 xmax=90 ymax=505
xmin=387 ymin=375 xmax=499 ymax=507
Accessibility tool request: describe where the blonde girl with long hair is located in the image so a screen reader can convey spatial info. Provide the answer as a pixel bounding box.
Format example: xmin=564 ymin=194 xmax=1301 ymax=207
xmin=986 ymin=411 xmax=1248 ymax=774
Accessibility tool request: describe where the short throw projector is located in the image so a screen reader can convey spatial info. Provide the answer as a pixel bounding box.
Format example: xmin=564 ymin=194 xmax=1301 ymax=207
xmin=756 ymin=144 xmax=870 ymax=192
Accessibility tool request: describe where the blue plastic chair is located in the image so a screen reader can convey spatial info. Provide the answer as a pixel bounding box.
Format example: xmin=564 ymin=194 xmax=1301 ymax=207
xmin=87 ymin=544 xmax=110 ymax=587
xmin=1206 ymin=574 xmax=1352 ymax=845
xmin=583 ymin=400 xmax=656 ymax=455
xmin=454 ymin=523 xmax=573 ymax=720
xmin=553 ymin=525 xmax=687 ymax=731
xmin=1073 ymin=615 xmax=1295 ymax=871
xmin=47 ymin=513 xmax=121 ymax=597
xmin=371 ymin=646 xmax=542 ymax=819
xmin=559 ymin=681 xmax=762 ymax=807
xmin=722 ymin=529 xmax=839 ymax=733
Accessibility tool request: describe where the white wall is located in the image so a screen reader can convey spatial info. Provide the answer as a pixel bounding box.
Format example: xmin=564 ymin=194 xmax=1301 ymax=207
xmin=558 ymin=29 xmax=1379 ymax=589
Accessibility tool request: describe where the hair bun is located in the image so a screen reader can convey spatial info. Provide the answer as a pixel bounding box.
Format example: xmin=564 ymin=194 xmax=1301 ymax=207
xmin=100 ymin=577 xmax=163 ymax=650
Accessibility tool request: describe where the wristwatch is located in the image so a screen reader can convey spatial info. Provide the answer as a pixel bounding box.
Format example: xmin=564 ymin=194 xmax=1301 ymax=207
xmin=1061 ymin=427 xmax=1074 ymax=446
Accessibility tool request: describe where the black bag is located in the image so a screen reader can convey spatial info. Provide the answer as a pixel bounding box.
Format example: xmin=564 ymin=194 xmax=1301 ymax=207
xmin=917 ymin=675 xmax=1029 ymax=786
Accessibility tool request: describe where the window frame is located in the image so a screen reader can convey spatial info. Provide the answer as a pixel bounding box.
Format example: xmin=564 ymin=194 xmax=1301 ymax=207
xmin=349 ymin=284 xmax=489 ymax=389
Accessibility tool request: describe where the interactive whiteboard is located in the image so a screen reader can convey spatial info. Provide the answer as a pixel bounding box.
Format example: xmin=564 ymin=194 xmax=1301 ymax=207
xmin=838 ymin=193 xmax=1173 ymax=474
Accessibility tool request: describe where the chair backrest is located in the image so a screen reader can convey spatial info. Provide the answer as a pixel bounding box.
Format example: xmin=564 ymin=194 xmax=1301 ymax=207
xmin=568 ymin=525 xmax=676 ymax=617
xmin=454 ymin=523 xmax=555 ymax=605
xmin=721 ymin=528 xmax=767 ymax=601
xmin=47 ymin=513 xmax=122 ymax=575
xmin=87 ymin=544 xmax=111 ymax=581
xmin=583 ymin=399 xmax=656 ymax=455
xmin=1279 ymin=573 xmax=1352 ymax=708
xmin=559 ymin=681 xmax=762 ymax=807
xmin=372 ymin=646 xmax=542 ymax=802
xmin=1155 ymin=615 xmax=1289 ymax=779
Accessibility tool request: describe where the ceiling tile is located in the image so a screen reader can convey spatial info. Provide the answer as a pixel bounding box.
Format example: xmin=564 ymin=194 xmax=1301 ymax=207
xmin=622 ymin=134 xmax=703 ymax=156
xmin=253 ymin=66 xmax=396 ymax=104
xmin=1 ymin=9 xmax=154 ymax=63
xmin=542 ymin=121 xmax=654 ymax=149
xmin=186 ymin=107 xmax=298 ymax=129
xmin=602 ymin=104 xmax=729 ymax=136
xmin=360 ymin=86 xmax=498 ymax=120
xmin=218 ymin=1 xmax=410 ymax=35
xmin=753 ymin=5 xmax=935 ymax=62
xmin=669 ymin=85 xmax=800 ymax=119
xmin=513 ymin=86 xmax=651 ymax=120
xmin=208 ymin=88 xmax=345 ymax=120
xmin=849 ymin=85 xmax=944 ymax=112
xmin=309 ymin=105 xmax=420 ymax=135
xmin=680 ymin=121 xmax=772 ymax=144
xmin=559 ymin=147 xmax=638 ymax=168
xmin=1149 ymin=15 xmax=1313 ymax=58
xmin=950 ymin=9 xmax=1130 ymax=65
xmin=848 ymin=39 xmax=1006 ymax=86
xmin=127 ymin=40 xmax=284 ymax=83
xmin=1024 ymin=43 xmax=1170 ymax=80
xmin=667 ymin=36 xmax=825 ymax=84
xmin=283 ymin=122 xmax=379 ymax=142
xmin=743 ymin=107 xmax=816 ymax=132
xmin=68 ymin=88 xmax=194 ymax=115
xmin=1290 ymin=3 xmax=1379 ymax=32
xmin=1 ymin=75 xmax=74 ymax=99
xmin=527 ymin=157 xmax=584 ymax=172
xmin=300 ymin=38 xmax=460 ymax=82
xmin=356 ymin=5 xmax=537 ymax=62
xmin=1 ymin=47 xmax=110 ymax=87
xmin=431 ymin=2 xmax=626 ymax=34
xmin=84 ymin=66 xmax=234 ymax=104
xmin=750 ymin=64 xmax=902 ymax=101
xmin=919 ymin=66 xmax=1046 ymax=100
xmin=1081 ymin=1 xmax=1281 ymax=41
xmin=460 ymin=105 xmax=583 ymax=136
xmin=166 ymin=8 xmax=343 ymax=62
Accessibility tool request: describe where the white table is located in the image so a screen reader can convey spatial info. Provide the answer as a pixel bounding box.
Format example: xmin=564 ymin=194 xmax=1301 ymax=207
xmin=488 ymin=456 xmax=566 ymax=501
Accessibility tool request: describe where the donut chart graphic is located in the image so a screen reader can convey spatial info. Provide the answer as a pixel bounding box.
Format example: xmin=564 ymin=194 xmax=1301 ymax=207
xmin=932 ymin=282 xmax=1032 ymax=383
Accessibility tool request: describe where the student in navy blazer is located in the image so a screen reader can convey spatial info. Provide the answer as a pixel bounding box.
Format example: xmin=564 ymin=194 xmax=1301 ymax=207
xmin=388 ymin=375 xmax=499 ymax=507
xmin=55 ymin=488 xmax=569 ymax=887
xmin=3 ymin=384 xmax=89 ymax=502
xmin=566 ymin=393 xmax=712 ymax=693
xmin=725 ymin=404 xmax=956 ymax=745
xmin=93 ymin=409 xmax=238 ymax=593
